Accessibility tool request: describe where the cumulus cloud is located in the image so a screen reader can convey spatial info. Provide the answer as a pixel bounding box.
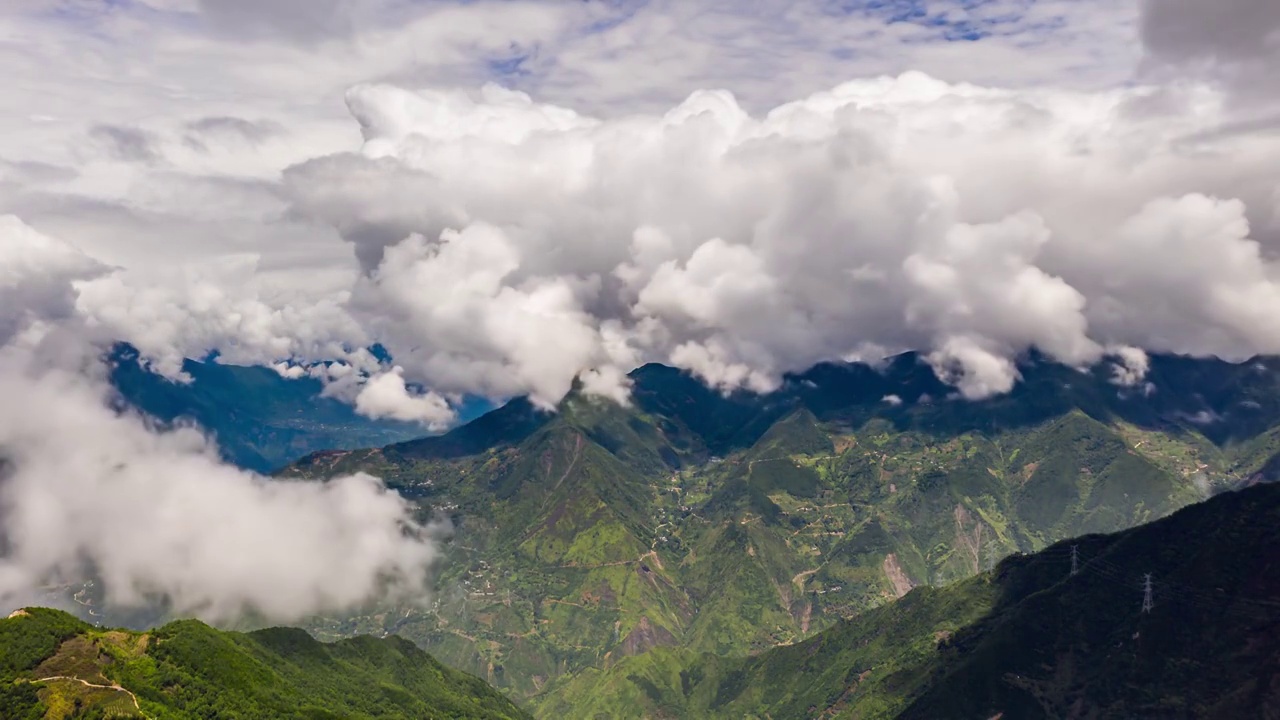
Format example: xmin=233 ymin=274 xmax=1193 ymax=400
xmin=1109 ymin=346 xmax=1151 ymax=387
xmin=0 ymin=356 xmax=439 ymax=623
xmin=12 ymin=71 xmax=1280 ymax=411
xmin=346 ymin=225 xmax=615 ymax=406
xmin=8 ymin=9 xmax=1280 ymax=414
xmin=74 ymin=256 xmax=362 ymax=380
xmin=0 ymin=215 xmax=106 ymax=345
xmin=0 ymin=218 xmax=439 ymax=623
xmin=354 ymin=366 xmax=455 ymax=426
xmin=269 ymin=73 xmax=1280 ymax=402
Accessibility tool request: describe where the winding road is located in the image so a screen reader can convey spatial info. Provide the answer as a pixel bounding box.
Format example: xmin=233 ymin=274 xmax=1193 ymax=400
xmin=33 ymin=675 xmax=149 ymax=718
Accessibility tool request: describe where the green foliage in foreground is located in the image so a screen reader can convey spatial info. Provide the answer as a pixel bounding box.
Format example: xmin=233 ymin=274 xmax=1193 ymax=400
xmin=540 ymin=482 xmax=1280 ymax=719
xmin=0 ymin=610 xmax=530 ymax=720
xmin=0 ymin=608 xmax=91 ymax=719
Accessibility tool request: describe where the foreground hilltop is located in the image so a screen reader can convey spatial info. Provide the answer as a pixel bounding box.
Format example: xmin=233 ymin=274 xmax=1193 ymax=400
xmin=0 ymin=608 xmax=529 ymax=719
xmin=280 ymin=351 xmax=1280 ymax=706
xmin=543 ymin=481 xmax=1280 ymax=718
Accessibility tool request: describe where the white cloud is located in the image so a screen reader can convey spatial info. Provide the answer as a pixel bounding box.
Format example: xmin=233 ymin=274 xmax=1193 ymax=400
xmin=1109 ymin=346 xmax=1151 ymax=387
xmin=268 ymin=74 xmax=1280 ymax=400
xmin=75 ymin=257 xmax=362 ymax=379
xmin=0 ymin=215 xmax=106 ymax=345
xmin=0 ymin=217 xmax=438 ymax=624
xmin=354 ymin=366 xmax=455 ymax=426
xmin=8 ymin=56 xmax=1280 ymax=408
xmin=0 ymin=354 xmax=438 ymax=622
xmin=927 ymin=336 xmax=1022 ymax=400
xmin=272 ymin=361 xmax=308 ymax=379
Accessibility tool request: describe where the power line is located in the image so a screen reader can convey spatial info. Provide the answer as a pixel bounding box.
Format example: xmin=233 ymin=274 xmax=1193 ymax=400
xmin=1060 ymin=549 xmax=1277 ymax=621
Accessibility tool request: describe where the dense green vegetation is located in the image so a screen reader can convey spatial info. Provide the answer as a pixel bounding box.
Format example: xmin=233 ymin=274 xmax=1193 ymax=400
xmin=0 ymin=608 xmax=529 ymax=719
xmin=273 ymin=352 xmax=1280 ymax=711
xmin=541 ymin=482 xmax=1280 ymax=718
xmin=55 ymin=351 xmax=1280 ymax=716
xmin=0 ymin=608 xmax=92 ymax=720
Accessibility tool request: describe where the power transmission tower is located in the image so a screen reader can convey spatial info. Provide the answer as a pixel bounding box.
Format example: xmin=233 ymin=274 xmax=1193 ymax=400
xmin=1142 ymin=573 xmax=1154 ymax=613
xmin=1070 ymin=545 xmax=1079 ymax=576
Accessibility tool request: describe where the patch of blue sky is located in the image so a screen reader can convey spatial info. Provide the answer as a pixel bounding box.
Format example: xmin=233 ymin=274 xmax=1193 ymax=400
xmin=821 ymin=0 xmax=1050 ymax=43
xmin=581 ymin=0 xmax=651 ymax=35
xmin=486 ymin=47 xmax=536 ymax=81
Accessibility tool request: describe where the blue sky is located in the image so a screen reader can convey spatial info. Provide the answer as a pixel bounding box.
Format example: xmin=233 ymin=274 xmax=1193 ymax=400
xmin=21 ymin=0 xmax=1137 ymax=114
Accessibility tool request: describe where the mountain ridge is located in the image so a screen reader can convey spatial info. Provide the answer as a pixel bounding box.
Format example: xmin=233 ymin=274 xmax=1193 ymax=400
xmin=108 ymin=343 xmax=441 ymax=472
xmin=55 ymin=349 xmax=1280 ymax=712
xmin=275 ymin=351 xmax=1280 ymax=706
xmin=539 ymin=480 xmax=1280 ymax=718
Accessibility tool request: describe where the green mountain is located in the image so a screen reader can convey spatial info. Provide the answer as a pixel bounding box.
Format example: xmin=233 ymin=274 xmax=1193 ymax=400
xmin=541 ymin=480 xmax=1280 ymax=719
xmin=0 ymin=607 xmax=530 ymax=720
xmin=109 ymin=343 xmax=495 ymax=472
xmin=278 ymin=352 xmax=1280 ymax=708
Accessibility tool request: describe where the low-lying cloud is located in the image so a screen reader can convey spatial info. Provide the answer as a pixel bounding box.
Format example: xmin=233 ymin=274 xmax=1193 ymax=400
xmin=0 ymin=217 xmax=439 ymax=623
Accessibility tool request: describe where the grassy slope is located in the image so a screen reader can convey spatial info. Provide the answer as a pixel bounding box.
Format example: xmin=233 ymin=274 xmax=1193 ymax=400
xmin=0 ymin=608 xmax=530 ymax=720
xmin=544 ymin=482 xmax=1280 ymax=719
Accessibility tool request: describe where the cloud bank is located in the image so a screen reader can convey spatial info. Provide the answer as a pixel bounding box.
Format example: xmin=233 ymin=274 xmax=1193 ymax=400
xmin=267 ymin=72 xmax=1280 ymax=402
xmin=7 ymin=68 xmax=1276 ymax=411
xmin=0 ymin=217 xmax=439 ymax=623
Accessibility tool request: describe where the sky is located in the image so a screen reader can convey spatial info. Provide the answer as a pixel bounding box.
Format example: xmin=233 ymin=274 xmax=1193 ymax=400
xmin=2 ymin=0 xmax=1280 ymax=621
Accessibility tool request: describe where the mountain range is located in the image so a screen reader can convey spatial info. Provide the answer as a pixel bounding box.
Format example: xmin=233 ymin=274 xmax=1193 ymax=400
xmin=9 ymin=482 xmax=1276 ymax=718
xmin=541 ymin=479 xmax=1280 ymax=718
xmin=32 ymin=348 xmax=1280 ymax=716
xmin=272 ymin=350 xmax=1280 ymax=714
xmin=107 ymin=343 xmax=490 ymax=472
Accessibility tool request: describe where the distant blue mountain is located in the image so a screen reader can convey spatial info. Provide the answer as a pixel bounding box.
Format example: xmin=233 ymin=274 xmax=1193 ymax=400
xmin=108 ymin=344 xmax=491 ymax=473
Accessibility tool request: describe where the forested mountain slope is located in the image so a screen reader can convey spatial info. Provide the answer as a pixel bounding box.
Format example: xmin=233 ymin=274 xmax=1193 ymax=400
xmin=542 ymin=481 xmax=1280 ymax=718
xmin=278 ymin=352 xmax=1280 ymax=705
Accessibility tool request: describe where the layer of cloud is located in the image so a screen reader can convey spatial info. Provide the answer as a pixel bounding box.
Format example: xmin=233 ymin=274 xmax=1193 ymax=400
xmin=0 ymin=216 xmax=439 ymax=622
xmin=272 ymin=74 xmax=1280 ymax=400
xmin=9 ymin=66 xmax=1280 ymax=406
xmin=0 ymin=357 xmax=438 ymax=622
